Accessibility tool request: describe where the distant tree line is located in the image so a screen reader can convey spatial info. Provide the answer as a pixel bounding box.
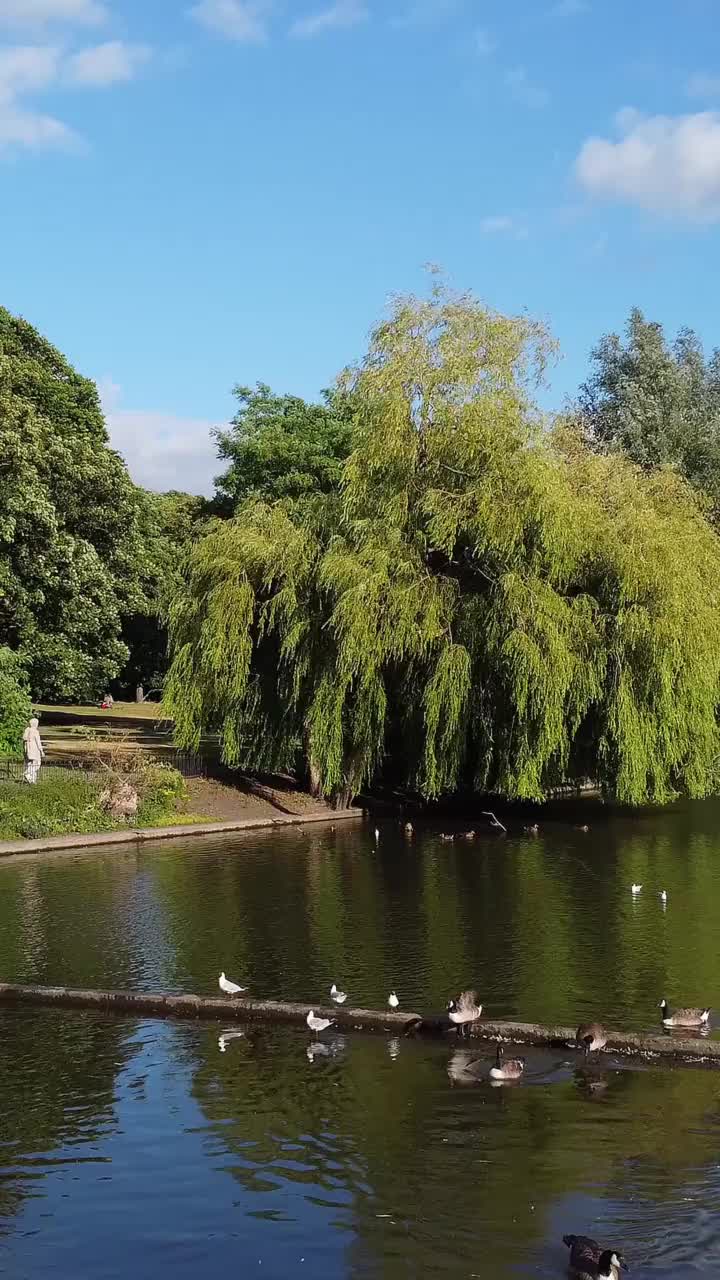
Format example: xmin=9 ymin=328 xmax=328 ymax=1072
xmin=4 ymin=291 xmax=720 ymax=805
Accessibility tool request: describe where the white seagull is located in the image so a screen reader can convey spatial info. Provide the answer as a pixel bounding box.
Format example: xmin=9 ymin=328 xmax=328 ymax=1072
xmin=374 ymin=827 xmax=380 ymax=844
xmin=660 ymin=889 xmax=668 ymax=903
xmin=631 ymin=883 xmax=642 ymax=894
xmin=330 ymin=984 xmax=347 ymax=1004
xmin=306 ymin=1010 xmax=334 ymax=1032
xmin=388 ymin=991 xmax=399 ymax=1009
xmin=219 ymin=971 xmax=246 ymax=996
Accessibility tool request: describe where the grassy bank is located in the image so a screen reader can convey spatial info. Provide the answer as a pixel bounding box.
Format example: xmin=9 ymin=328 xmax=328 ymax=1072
xmin=0 ymin=766 xmax=208 ymax=841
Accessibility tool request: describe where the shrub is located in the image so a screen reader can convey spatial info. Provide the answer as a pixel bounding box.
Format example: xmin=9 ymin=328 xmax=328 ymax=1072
xmin=0 ymin=648 xmax=31 ymax=758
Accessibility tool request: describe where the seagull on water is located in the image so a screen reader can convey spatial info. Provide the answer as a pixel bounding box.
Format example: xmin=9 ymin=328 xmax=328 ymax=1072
xmin=306 ymin=1010 xmax=334 ymax=1032
xmin=388 ymin=991 xmax=399 ymax=1009
xmin=219 ymin=971 xmax=246 ymax=995
xmin=660 ymin=889 xmax=668 ymax=903
xmin=631 ymin=883 xmax=642 ymax=894
xmin=374 ymin=827 xmax=380 ymax=844
xmin=330 ymin=983 xmax=347 ymax=1004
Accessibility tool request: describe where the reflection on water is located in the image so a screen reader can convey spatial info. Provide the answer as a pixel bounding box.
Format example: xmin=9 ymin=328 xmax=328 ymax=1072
xmin=2 ymin=802 xmax=720 ymax=1275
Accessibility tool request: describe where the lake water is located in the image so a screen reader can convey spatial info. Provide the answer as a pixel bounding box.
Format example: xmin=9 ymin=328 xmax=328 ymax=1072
xmin=1 ymin=804 xmax=720 ymax=1278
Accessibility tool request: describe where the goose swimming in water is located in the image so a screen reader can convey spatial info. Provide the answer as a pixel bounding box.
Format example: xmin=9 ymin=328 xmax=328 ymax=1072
xmin=659 ymin=998 xmax=710 ymax=1028
xmin=488 ymin=1044 xmax=525 ymax=1081
xmin=306 ymin=1010 xmax=334 ymax=1032
xmin=219 ymin=971 xmax=246 ymax=996
xmin=563 ymin=1234 xmax=628 ymax=1279
xmin=575 ymin=1022 xmax=607 ymax=1057
xmin=447 ymin=990 xmax=483 ymax=1037
xmin=330 ymin=984 xmax=347 ymax=1004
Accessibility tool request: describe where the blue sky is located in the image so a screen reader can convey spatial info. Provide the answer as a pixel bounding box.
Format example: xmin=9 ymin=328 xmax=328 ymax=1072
xmin=2 ymin=0 xmax=720 ymax=493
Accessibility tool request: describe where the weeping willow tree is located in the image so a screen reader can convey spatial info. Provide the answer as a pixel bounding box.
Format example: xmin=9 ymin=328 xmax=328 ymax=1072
xmin=165 ymin=285 xmax=720 ymax=806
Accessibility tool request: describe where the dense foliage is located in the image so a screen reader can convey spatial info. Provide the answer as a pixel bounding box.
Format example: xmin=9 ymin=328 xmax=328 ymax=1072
xmin=581 ymin=308 xmax=720 ymax=511
xmin=0 ymin=761 xmax=189 ymax=840
xmin=0 ymin=646 xmax=31 ymax=757
xmin=166 ymin=287 xmax=720 ymax=806
xmin=213 ymin=383 xmax=354 ymax=513
xmin=0 ymin=308 xmax=202 ymax=701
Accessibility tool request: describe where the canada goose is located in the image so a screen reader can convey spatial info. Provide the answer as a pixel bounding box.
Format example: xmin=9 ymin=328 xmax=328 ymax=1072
xmin=306 ymin=1010 xmax=334 ymax=1032
xmin=523 ymin=823 xmax=539 ymax=836
xmin=631 ymin=883 xmax=642 ymax=894
xmin=659 ymin=998 xmax=710 ymax=1028
xmin=330 ymin=984 xmax=347 ymax=1004
xmin=575 ymin=1022 xmax=607 ymax=1056
xmin=489 ymin=1043 xmax=525 ymax=1081
xmin=388 ymin=991 xmax=400 ymax=1009
xmin=447 ymin=990 xmax=483 ymax=1037
xmin=563 ymin=1234 xmax=628 ymax=1279
xmin=219 ymin=971 xmax=246 ymax=996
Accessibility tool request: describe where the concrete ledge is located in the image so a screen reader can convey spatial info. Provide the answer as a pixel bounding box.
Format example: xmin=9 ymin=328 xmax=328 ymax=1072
xmin=0 ymin=807 xmax=362 ymax=858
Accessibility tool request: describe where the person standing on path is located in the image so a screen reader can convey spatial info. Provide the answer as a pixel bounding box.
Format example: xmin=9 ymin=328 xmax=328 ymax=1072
xmin=22 ymin=717 xmax=44 ymax=784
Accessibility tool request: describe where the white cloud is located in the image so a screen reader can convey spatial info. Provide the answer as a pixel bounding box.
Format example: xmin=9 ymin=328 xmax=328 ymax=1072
xmin=291 ymin=0 xmax=368 ymax=38
xmin=66 ymin=40 xmax=151 ymax=86
xmin=548 ymin=0 xmax=588 ymax=16
xmin=189 ymin=0 xmax=272 ymax=42
xmin=687 ymin=72 xmax=720 ymax=101
xmin=576 ymin=109 xmax=720 ymax=220
xmin=102 ymin=382 xmax=220 ymax=496
xmin=475 ymin=27 xmax=495 ymax=56
xmin=505 ymin=66 xmax=549 ymax=109
xmin=480 ymin=214 xmax=528 ymax=239
xmin=0 ymin=44 xmax=61 ymax=98
xmin=0 ymin=102 xmax=75 ymax=147
xmin=0 ymin=0 xmax=107 ymax=27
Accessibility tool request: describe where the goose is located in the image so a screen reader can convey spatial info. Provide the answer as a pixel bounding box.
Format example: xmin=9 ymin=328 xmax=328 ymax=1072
xmin=575 ymin=1022 xmax=607 ymax=1057
xmin=330 ymin=983 xmax=347 ymax=1004
xmin=219 ymin=971 xmax=246 ymax=996
xmin=563 ymin=1234 xmax=628 ymax=1279
xmin=388 ymin=991 xmax=399 ymax=1009
xmin=489 ymin=1043 xmax=525 ymax=1081
xmin=306 ymin=1010 xmax=334 ymax=1032
xmin=631 ymin=883 xmax=642 ymax=894
xmin=447 ymin=990 xmax=483 ymax=1037
xmin=659 ymin=998 xmax=710 ymax=1028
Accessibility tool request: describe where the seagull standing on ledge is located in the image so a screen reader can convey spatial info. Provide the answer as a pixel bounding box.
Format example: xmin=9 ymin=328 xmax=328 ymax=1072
xmin=388 ymin=991 xmax=399 ymax=1009
xmin=219 ymin=972 xmax=246 ymax=996
xmin=307 ymin=1010 xmax=334 ymax=1032
xmin=330 ymin=984 xmax=347 ymax=1004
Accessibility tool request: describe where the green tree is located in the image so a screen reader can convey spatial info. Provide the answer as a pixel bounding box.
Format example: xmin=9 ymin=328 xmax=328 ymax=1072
xmin=0 ymin=647 xmax=31 ymax=756
xmin=0 ymin=307 xmax=158 ymax=700
xmin=165 ymin=286 xmax=720 ymax=807
xmin=580 ymin=308 xmax=720 ymax=509
xmin=212 ymin=383 xmax=354 ymax=513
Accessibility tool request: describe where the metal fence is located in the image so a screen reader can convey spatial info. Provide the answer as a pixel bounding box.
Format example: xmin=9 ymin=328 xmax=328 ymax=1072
xmin=0 ymin=749 xmax=211 ymax=785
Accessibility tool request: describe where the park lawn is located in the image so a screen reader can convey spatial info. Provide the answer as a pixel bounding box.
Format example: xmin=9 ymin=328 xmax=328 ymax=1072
xmin=33 ymin=702 xmax=169 ymax=723
xmin=0 ymin=768 xmax=209 ymax=841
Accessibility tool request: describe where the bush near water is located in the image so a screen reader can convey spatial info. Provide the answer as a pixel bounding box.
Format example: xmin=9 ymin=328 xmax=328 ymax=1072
xmin=0 ymin=763 xmax=189 ymax=841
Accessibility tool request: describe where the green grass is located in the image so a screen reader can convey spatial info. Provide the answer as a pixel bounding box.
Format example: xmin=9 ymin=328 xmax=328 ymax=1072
xmin=34 ymin=702 xmax=169 ymax=722
xmin=0 ymin=766 xmax=206 ymax=841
